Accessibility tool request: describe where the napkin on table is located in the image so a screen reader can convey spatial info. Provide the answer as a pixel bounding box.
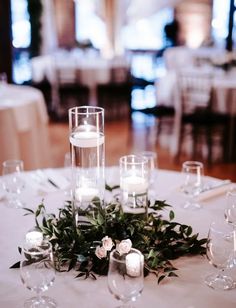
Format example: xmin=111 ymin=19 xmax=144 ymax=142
xmin=197 ymin=180 xmax=233 ymax=202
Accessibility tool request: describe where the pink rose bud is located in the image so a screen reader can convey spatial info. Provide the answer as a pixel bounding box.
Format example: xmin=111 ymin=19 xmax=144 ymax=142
xmin=102 ymin=236 xmax=114 ymax=251
xmin=95 ymin=245 xmax=107 ymax=259
xmin=116 ymin=239 xmax=132 ymax=255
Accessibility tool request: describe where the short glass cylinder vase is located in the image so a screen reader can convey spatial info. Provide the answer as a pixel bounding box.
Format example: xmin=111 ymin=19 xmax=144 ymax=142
xmin=68 ymin=106 xmax=105 ymax=210
xmin=119 ymin=155 xmax=149 ymax=214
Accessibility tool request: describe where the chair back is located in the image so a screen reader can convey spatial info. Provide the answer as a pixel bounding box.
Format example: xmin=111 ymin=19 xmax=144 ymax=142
xmin=177 ymin=67 xmax=213 ymax=115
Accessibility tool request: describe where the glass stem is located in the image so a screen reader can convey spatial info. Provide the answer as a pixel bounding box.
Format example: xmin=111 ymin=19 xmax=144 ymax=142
xmin=36 ymin=292 xmax=44 ymax=304
xmin=216 ymin=269 xmax=225 ymax=280
xmin=233 ymin=228 xmax=236 ymax=266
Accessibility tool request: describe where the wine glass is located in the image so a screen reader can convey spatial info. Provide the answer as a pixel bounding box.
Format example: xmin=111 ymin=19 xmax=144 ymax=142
xmin=181 ymin=161 xmax=204 ymax=210
xmin=20 ymin=239 xmax=57 ymax=308
xmin=224 ymin=186 xmax=236 ymax=267
xmin=2 ymin=159 xmax=25 ymax=208
xmin=139 ymin=151 xmax=158 ymax=199
xmin=205 ymin=221 xmax=234 ymax=290
xmin=107 ymin=248 xmax=144 ymax=307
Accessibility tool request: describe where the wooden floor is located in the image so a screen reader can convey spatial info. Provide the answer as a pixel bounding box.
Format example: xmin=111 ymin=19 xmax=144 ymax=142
xmin=48 ymin=113 xmax=236 ymax=182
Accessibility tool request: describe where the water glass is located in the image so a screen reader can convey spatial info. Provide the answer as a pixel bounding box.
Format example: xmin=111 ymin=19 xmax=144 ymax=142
xmin=205 ymin=221 xmax=234 ymax=290
xmin=2 ymin=159 xmax=25 ymax=208
xmin=139 ymin=151 xmax=158 ymax=198
xmin=68 ymin=106 xmax=105 ymax=209
xmin=181 ymin=161 xmax=204 ymax=210
xmin=20 ymin=240 xmax=57 ymax=307
xmin=108 ymin=248 xmax=144 ymax=307
xmin=225 ymin=186 xmax=236 ymax=228
xmin=119 ymin=155 xmax=149 ymax=214
xmin=224 ymin=186 xmax=236 ymax=267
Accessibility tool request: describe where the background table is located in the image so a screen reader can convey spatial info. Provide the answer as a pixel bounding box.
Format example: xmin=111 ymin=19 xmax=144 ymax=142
xmin=0 ymin=167 xmax=236 ymax=308
xmin=157 ymin=67 xmax=236 ymax=160
xmin=0 ymin=84 xmax=52 ymax=170
xmin=30 ymin=50 xmax=131 ymax=106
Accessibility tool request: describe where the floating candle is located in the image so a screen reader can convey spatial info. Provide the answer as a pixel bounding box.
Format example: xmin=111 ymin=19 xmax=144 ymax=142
xmin=75 ymin=187 xmax=99 ymax=202
xmin=70 ymin=131 xmax=104 ymax=148
xmin=126 ymin=252 xmax=141 ymax=277
xmin=25 ymin=230 xmax=43 ymax=246
xmin=120 ymin=175 xmax=148 ymax=194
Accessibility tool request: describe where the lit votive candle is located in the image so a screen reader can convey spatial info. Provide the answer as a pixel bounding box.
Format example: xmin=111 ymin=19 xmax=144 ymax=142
xmin=70 ymin=130 xmax=104 ymax=148
xmin=126 ymin=252 xmax=141 ymax=277
xmin=120 ymin=175 xmax=148 ymax=194
xmin=25 ymin=230 xmax=43 ymax=246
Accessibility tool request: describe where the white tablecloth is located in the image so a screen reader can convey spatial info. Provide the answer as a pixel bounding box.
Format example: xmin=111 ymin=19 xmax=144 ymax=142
xmin=0 ymin=167 xmax=236 ymax=308
xmin=0 ymin=84 xmax=52 ymax=170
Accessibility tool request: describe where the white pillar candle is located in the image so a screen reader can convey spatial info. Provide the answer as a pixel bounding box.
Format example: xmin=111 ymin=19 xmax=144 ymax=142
xmin=25 ymin=230 xmax=43 ymax=246
xmin=120 ymin=175 xmax=148 ymax=194
xmin=126 ymin=252 xmax=141 ymax=277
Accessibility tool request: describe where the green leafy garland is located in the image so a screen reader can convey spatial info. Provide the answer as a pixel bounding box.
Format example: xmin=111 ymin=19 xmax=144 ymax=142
xmin=12 ymin=188 xmax=207 ymax=284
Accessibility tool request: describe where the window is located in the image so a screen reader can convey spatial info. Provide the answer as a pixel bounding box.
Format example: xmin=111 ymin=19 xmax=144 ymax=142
xmin=11 ymin=0 xmax=31 ymax=84
xmin=75 ymin=1 xmax=173 ymax=51
xmin=212 ymin=0 xmax=231 ymax=48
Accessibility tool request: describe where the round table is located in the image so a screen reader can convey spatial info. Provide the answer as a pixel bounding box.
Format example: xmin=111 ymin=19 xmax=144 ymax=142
xmin=0 ymin=167 xmax=235 ymax=308
xmin=0 ymin=84 xmax=52 ymax=170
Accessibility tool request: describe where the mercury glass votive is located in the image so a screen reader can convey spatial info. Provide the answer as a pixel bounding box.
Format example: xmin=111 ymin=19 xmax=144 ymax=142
xmin=119 ymin=155 xmax=149 ymax=214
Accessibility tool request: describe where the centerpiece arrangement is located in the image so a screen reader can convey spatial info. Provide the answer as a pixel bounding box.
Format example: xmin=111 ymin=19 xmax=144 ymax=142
xmin=12 ymin=106 xmax=207 ymax=285
xmin=12 ymin=194 xmax=206 ymax=284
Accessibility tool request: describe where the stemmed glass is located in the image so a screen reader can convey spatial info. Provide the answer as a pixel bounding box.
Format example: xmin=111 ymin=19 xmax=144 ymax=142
xmin=205 ymin=221 xmax=234 ymax=290
xmin=224 ymin=186 xmax=236 ymax=267
xmin=139 ymin=151 xmax=158 ymax=200
xmin=20 ymin=240 xmax=57 ymax=308
xmin=2 ymin=159 xmax=25 ymax=208
xmin=181 ymin=161 xmax=204 ymax=210
xmin=107 ymin=248 xmax=144 ymax=307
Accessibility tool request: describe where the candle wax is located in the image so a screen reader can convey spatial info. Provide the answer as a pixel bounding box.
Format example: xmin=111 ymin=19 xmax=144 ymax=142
xmin=26 ymin=231 xmax=43 ymax=246
xmin=75 ymin=187 xmax=99 ymax=202
xmin=126 ymin=252 xmax=141 ymax=277
xmin=120 ymin=175 xmax=148 ymax=194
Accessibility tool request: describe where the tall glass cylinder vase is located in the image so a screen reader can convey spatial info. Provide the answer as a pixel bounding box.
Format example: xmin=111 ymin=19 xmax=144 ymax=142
xmin=69 ymin=106 xmax=105 ymax=210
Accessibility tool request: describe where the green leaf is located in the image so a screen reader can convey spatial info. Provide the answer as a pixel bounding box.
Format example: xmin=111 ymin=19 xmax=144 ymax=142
xmin=158 ymin=275 xmax=166 ymax=284
xmin=10 ymin=196 xmax=207 ymax=284
xmin=169 ymin=210 xmax=175 ymax=221
xmin=168 ymin=272 xmax=178 ymax=278
xmin=10 ymin=261 xmax=20 ymax=269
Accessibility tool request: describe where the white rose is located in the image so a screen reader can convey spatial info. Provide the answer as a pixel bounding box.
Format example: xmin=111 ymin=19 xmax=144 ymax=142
xmin=102 ymin=236 xmax=114 ymax=251
xmin=116 ymin=239 xmax=132 ymax=255
xmin=95 ymin=245 xmax=107 ymax=259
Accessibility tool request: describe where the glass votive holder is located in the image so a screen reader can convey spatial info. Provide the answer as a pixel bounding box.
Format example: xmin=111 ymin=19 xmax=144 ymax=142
xmin=68 ymin=106 xmax=105 ymax=209
xmin=119 ymin=155 xmax=149 ymax=214
xmin=139 ymin=151 xmax=158 ymax=186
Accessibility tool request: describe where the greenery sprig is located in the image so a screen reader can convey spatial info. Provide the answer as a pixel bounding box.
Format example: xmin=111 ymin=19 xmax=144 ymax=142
xmin=12 ymin=192 xmax=207 ymax=284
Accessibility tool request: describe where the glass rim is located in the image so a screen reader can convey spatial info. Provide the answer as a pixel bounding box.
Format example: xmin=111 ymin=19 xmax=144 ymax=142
xmin=119 ymin=154 xmax=148 ymax=165
xmin=182 ymin=161 xmax=204 ymax=169
xmin=2 ymin=159 xmax=24 ymax=167
xmin=21 ymin=240 xmax=52 ymax=255
xmin=110 ymin=247 xmax=144 ymax=263
xmin=139 ymin=151 xmax=157 ymax=158
xmin=226 ymin=184 xmax=236 ymax=196
xmin=68 ymin=106 xmax=104 ymax=116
